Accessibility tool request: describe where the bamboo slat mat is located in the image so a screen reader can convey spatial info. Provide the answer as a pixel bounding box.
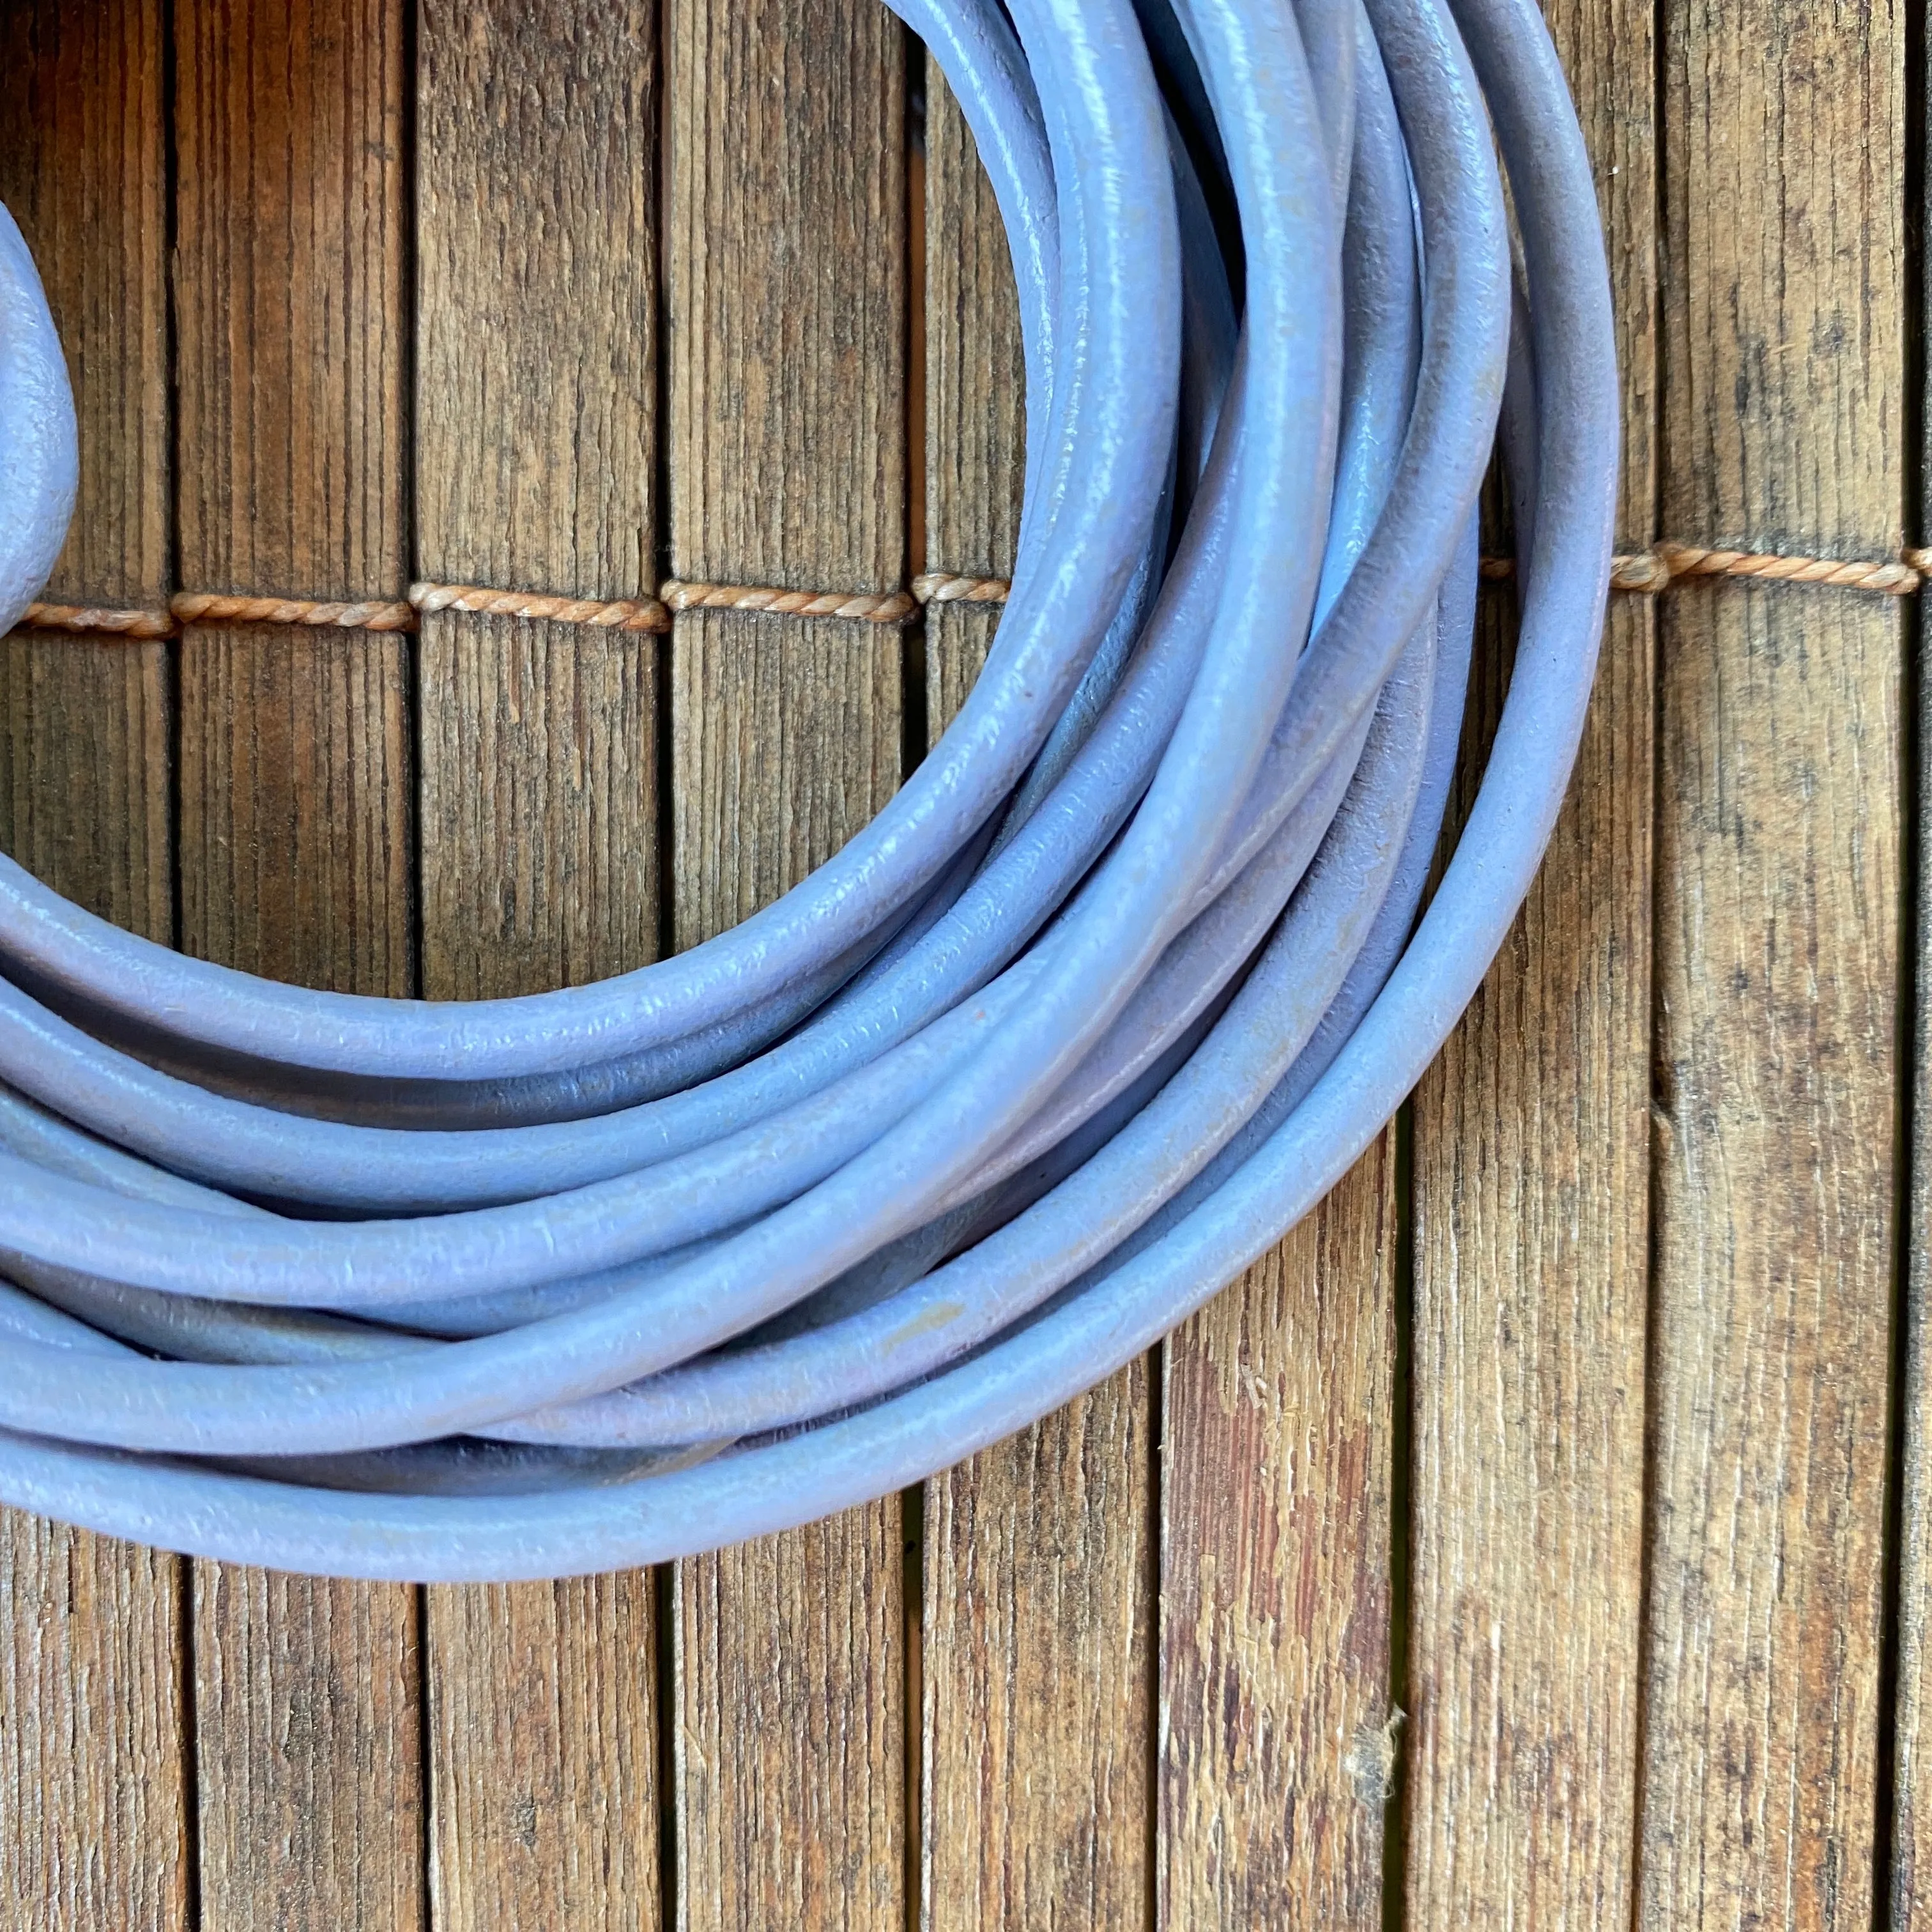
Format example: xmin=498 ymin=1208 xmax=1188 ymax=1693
xmin=0 ymin=1 xmax=1921 ymax=1927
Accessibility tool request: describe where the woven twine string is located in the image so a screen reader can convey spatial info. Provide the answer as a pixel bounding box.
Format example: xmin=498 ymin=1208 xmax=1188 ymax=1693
xmin=15 ymin=543 xmax=1932 ymax=641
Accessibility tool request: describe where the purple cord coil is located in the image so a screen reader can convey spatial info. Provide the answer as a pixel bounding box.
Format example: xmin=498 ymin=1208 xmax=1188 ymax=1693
xmin=0 ymin=0 xmax=1615 ymax=1581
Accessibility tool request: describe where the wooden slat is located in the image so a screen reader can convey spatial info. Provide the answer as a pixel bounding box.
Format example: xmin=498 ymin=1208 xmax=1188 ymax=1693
xmin=0 ymin=1525 xmax=186 ymax=1932
xmin=1160 ymin=1143 xmax=1397 ymax=1922
xmin=1404 ymin=0 xmax=1658 ymax=1921
xmin=1644 ymin=1 xmax=1906 ymax=1926
xmin=665 ymin=0 xmax=907 ymax=1922
xmin=425 ymin=1581 xmax=659 ymax=1932
xmin=416 ymin=0 xmax=661 ymax=1001
xmin=1895 ymin=42 xmax=1932 ymax=1922
xmin=176 ymin=634 xmax=413 ymax=988
xmin=0 ymin=0 xmax=172 ymax=942
xmin=677 ymin=1512 xmax=905 ymax=1931
xmin=917 ymin=66 xmax=1154 ymax=1932
xmin=172 ymin=1 xmax=423 ymax=1924
xmin=0 ymin=8 xmax=187 ymax=1928
xmin=190 ymin=1568 xmax=423 ymax=1928
xmin=921 ymin=1373 xmax=1153 ymax=1931
xmin=174 ymin=0 xmax=414 ymax=993
xmin=413 ymin=6 xmax=662 ymax=1925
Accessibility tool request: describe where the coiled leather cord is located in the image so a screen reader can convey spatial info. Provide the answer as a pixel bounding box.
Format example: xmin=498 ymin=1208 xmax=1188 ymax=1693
xmin=0 ymin=0 xmax=1614 ymax=1580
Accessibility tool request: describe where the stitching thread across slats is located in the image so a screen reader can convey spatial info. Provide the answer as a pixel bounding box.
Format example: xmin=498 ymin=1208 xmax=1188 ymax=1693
xmin=660 ymin=579 xmax=916 ymax=622
xmin=13 ymin=602 xmax=180 ymax=638
xmin=408 ymin=583 xmax=668 ymax=631
xmin=169 ymin=592 xmax=418 ymax=631
xmin=12 ymin=543 xmax=1932 ymax=641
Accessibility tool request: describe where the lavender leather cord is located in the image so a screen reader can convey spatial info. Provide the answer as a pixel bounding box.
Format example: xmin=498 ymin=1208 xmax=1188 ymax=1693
xmin=0 ymin=0 xmax=1615 ymax=1580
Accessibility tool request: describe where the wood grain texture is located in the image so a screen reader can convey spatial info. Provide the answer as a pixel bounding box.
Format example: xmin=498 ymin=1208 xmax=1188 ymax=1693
xmin=0 ymin=0 xmax=172 ymax=939
xmin=918 ymin=65 xmax=1154 ymax=1932
xmin=0 ymin=636 xmax=171 ymax=936
xmin=177 ymin=631 xmax=413 ymax=990
xmin=677 ymin=1512 xmax=906 ymax=1932
xmin=670 ymin=617 xmax=901 ymax=940
xmin=0 ymin=1524 xmax=187 ymax=1932
xmin=1159 ymin=1143 xmax=1397 ymax=1926
xmin=1646 ymin=1 xmax=1906 ymax=1926
xmin=1404 ymin=0 xmax=1657 ymax=1920
xmin=1899 ymin=767 xmax=1932 ymax=1930
xmin=417 ymin=0 xmax=660 ymax=1000
xmin=413 ymin=10 xmax=663 ymax=1923
xmin=426 ymin=1580 xmax=659 ymax=1932
xmin=0 ymin=12 xmax=186 ymax=1929
xmin=417 ymin=0 xmax=659 ymax=599
xmin=174 ymin=0 xmax=414 ymax=992
xmin=191 ymin=1568 xmax=424 ymax=1931
xmin=665 ymin=1 xmax=907 ymax=1926
xmin=665 ymin=0 xmax=905 ymax=595
xmin=922 ymin=1369 xmax=1153 ymax=1932
xmin=1895 ymin=38 xmax=1932 ymax=1920
xmin=174 ymin=0 xmax=410 ymax=603
xmin=172 ymin=2 xmax=423 ymax=1925
xmin=418 ymin=625 xmax=658 ymax=1000
xmin=1407 ymin=592 xmax=1652 ymax=1930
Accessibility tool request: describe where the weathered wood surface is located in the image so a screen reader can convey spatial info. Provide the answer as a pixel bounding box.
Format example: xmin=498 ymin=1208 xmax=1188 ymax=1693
xmin=665 ymin=1 xmax=907 ymax=1928
xmin=425 ymin=1577 xmax=660 ymax=1932
xmin=414 ymin=5 xmax=663 ymax=1928
xmin=0 ymin=8 xmax=185 ymax=1929
xmin=1162 ymin=1146 xmax=1399 ymax=1923
xmin=1404 ymin=0 xmax=1658 ymax=1922
xmin=0 ymin=0 xmax=171 ymax=939
xmin=1897 ymin=18 xmax=1932 ymax=1913
xmin=1645 ymin=4 xmax=1906 ymax=1930
xmin=172 ymin=4 xmax=424 ymax=1930
xmin=416 ymin=0 xmax=662 ymax=1002
xmin=0 ymin=1 xmax=1921 ymax=1926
